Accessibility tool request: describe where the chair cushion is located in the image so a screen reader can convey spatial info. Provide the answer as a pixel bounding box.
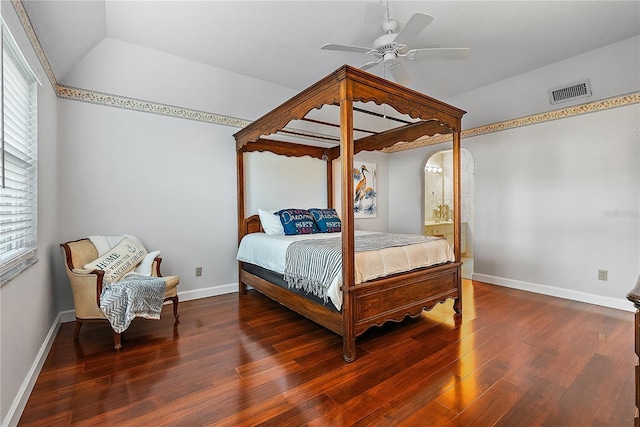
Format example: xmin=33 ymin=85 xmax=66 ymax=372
xmin=163 ymin=275 xmax=179 ymax=295
xmin=83 ymin=237 xmax=147 ymax=282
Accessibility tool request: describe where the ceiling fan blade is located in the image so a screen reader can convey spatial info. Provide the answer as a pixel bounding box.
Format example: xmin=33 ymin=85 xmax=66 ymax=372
xmin=394 ymin=13 xmax=434 ymax=46
xmin=360 ymin=59 xmax=382 ymax=71
xmin=321 ymin=43 xmax=372 ymax=55
xmin=388 ymin=62 xmax=411 ymax=85
xmin=407 ymin=47 xmax=470 ymax=60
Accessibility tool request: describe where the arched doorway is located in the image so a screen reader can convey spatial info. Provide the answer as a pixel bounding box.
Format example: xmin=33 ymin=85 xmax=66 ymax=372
xmin=424 ymin=148 xmax=474 ymax=279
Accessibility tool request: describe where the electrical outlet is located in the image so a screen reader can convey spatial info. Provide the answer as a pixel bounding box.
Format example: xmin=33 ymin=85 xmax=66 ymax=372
xmin=598 ymin=269 xmax=608 ymax=281
xmin=195 ymin=267 xmax=202 ymax=277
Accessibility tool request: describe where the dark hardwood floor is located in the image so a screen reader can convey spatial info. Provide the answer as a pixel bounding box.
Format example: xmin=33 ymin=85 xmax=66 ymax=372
xmin=19 ymin=280 xmax=635 ymax=426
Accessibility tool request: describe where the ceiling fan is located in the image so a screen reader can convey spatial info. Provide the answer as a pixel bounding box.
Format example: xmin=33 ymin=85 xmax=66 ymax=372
xmin=321 ymin=12 xmax=469 ymax=85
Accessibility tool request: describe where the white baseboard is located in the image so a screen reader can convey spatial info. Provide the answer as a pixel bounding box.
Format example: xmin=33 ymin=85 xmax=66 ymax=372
xmin=2 ymin=312 xmax=63 ymax=427
xmin=177 ymin=282 xmax=238 ymax=302
xmin=60 ymin=309 xmax=75 ymax=323
xmin=472 ymin=273 xmax=635 ymax=312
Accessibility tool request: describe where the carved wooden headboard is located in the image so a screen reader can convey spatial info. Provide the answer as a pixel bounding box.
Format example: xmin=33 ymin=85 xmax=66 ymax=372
xmin=243 ymin=215 xmax=263 ymax=237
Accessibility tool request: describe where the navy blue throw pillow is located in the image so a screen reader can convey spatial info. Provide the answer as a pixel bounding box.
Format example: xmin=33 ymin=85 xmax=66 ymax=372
xmin=276 ymin=209 xmax=318 ymax=235
xmin=309 ymin=208 xmax=342 ymax=233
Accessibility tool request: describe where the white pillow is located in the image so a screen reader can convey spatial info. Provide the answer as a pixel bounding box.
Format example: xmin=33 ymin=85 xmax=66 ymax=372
xmin=258 ymin=209 xmax=284 ymax=235
xmin=83 ymin=237 xmax=147 ymax=282
xmin=132 ymin=250 xmax=161 ymax=276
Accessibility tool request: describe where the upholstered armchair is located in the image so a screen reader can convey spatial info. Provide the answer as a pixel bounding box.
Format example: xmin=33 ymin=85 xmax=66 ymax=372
xmin=60 ymin=238 xmax=180 ymax=350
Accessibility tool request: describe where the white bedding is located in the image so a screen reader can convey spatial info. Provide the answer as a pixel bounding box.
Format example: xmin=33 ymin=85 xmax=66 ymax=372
xmin=236 ymin=231 xmax=454 ymax=310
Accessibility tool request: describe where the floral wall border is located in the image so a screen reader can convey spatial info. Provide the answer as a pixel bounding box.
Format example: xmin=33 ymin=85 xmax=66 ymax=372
xmin=11 ymin=0 xmax=640 ymax=139
xmin=384 ymin=91 xmax=640 ymax=153
xmin=11 ymin=0 xmax=56 ymax=88
xmin=56 ymin=85 xmax=251 ymax=128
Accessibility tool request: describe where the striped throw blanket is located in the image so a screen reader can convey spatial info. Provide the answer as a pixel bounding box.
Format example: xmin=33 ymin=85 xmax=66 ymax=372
xmin=100 ymin=275 xmax=166 ymax=333
xmin=283 ymin=233 xmax=439 ymax=303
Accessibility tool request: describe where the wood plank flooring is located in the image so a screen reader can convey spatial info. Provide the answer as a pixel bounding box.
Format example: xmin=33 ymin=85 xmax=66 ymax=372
xmin=19 ymin=280 xmax=635 ymax=426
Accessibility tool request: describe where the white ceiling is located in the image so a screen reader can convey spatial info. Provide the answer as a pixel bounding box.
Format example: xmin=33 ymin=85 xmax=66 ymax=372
xmin=21 ymin=0 xmax=640 ymax=100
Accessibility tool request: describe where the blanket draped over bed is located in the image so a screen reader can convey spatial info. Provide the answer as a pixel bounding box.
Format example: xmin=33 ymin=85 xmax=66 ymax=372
xmin=284 ymin=233 xmax=441 ymax=303
xmin=100 ymin=275 xmax=166 ymax=333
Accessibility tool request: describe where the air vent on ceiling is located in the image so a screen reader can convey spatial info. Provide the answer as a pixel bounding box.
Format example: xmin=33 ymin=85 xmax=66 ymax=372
xmin=548 ymin=80 xmax=592 ymax=104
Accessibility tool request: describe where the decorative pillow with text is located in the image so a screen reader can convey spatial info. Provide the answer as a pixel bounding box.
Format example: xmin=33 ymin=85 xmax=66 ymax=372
xmin=309 ymin=208 xmax=342 ymax=233
xmin=84 ymin=237 xmax=148 ymax=282
xmin=276 ymin=209 xmax=318 ymax=235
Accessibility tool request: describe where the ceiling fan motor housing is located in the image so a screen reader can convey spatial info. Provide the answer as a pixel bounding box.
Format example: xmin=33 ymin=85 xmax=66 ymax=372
xmin=321 ymin=12 xmax=468 ymax=85
xmin=373 ymin=32 xmax=407 ymax=61
xmin=383 ymin=51 xmax=397 ymax=63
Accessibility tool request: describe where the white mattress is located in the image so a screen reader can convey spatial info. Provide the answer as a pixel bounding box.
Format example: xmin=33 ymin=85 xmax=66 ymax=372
xmin=236 ymin=231 xmax=455 ymax=310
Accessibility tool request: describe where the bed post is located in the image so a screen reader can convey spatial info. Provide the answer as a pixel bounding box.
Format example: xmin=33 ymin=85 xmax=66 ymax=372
xmin=327 ymin=158 xmax=334 ymax=209
xmin=237 ymin=150 xmax=247 ymax=295
xmin=340 ymin=81 xmax=356 ymax=362
xmin=453 ymin=129 xmax=463 ymax=314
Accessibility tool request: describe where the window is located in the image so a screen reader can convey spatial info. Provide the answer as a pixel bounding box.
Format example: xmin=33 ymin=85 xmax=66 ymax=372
xmin=0 ymin=19 xmax=38 ymax=285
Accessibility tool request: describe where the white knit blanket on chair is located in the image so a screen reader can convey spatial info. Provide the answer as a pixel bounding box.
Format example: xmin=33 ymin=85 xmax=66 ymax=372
xmin=99 ymin=275 xmax=166 ymax=333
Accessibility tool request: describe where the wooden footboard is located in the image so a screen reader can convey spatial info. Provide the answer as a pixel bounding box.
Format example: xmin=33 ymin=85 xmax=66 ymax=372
xmin=348 ymin=261 xmax=462 ymax=336
xmin=239 ymin=258 xmax=461 ymax=362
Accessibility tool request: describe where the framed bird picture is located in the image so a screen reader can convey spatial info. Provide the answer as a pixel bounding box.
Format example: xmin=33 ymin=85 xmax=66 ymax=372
xmin=353 ymin=161 xmax=377 ymax=218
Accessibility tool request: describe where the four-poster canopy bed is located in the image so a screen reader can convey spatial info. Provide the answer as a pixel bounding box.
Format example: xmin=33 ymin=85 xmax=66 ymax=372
xmin=234 ymin=65 xmax=466 ymax=362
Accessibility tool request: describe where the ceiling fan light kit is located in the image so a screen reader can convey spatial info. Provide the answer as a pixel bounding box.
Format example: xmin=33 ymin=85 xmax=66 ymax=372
xmin=321 ymin=12 xmax=469 ymax=86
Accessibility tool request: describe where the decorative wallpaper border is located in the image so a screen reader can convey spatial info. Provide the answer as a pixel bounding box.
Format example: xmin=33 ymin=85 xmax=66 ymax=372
xmin=12 ymin=0 xmax=640 ymax=141
xmin=384 ymin=91 xmax=640 ymax=152
xmin=10 ymin=0 xmax=56 ymax=88
xmin=56 ymin=85 xmax=252 ymax=128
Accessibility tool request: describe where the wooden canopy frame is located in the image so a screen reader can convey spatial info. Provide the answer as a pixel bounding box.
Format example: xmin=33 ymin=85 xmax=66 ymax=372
xmin=235 ymin=65 xmax=466 ymax=362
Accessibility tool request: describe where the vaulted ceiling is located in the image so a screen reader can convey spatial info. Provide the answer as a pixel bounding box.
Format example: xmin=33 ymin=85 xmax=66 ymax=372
xmin=20 ymin=1 xmax=640 ymax=100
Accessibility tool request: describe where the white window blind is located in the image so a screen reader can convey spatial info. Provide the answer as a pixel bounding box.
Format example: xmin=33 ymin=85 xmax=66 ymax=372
xmin=0 ymin=19 xmax=38 ymax=285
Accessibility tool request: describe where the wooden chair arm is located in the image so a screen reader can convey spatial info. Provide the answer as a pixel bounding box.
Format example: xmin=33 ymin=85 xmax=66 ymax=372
xmin=152 ymin=257 xmax=164 ymax=277
xmin=88 ymin=269 xmax=105 ymax=306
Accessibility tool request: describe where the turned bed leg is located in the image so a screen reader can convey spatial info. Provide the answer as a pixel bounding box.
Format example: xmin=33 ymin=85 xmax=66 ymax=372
xmin=454 ymin=297 xmax=462 ymax=315
xmin=238 ymin=264 xmax=248 ymax=295
xmin=454 ymin=272 xmax=463 ymax=315
xmin=343 ymin=336 xmax=356 ymax=363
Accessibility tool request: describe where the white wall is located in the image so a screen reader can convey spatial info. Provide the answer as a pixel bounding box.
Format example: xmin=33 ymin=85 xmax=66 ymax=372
xmin=63 ymin=37 xmax=295 ymax=121
xmin=470 ymin=104 xmax=638 ymax=307
xmin=389 ymin=36 xmax=640 ymax=310
xmin=54 ymin=28 xmax=303 ymax=308
xmin=446 ymin=36 xmax=640 ymax=129
xmin=244 ymin=149 xmax=390 ymax=232
xmin=56 ymin=100 xmax=241 ymax=305
xmin=0 ymin=3 xmax=60 ymax=425
xmin=244 ymin=151 xmax=327 ymax=215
